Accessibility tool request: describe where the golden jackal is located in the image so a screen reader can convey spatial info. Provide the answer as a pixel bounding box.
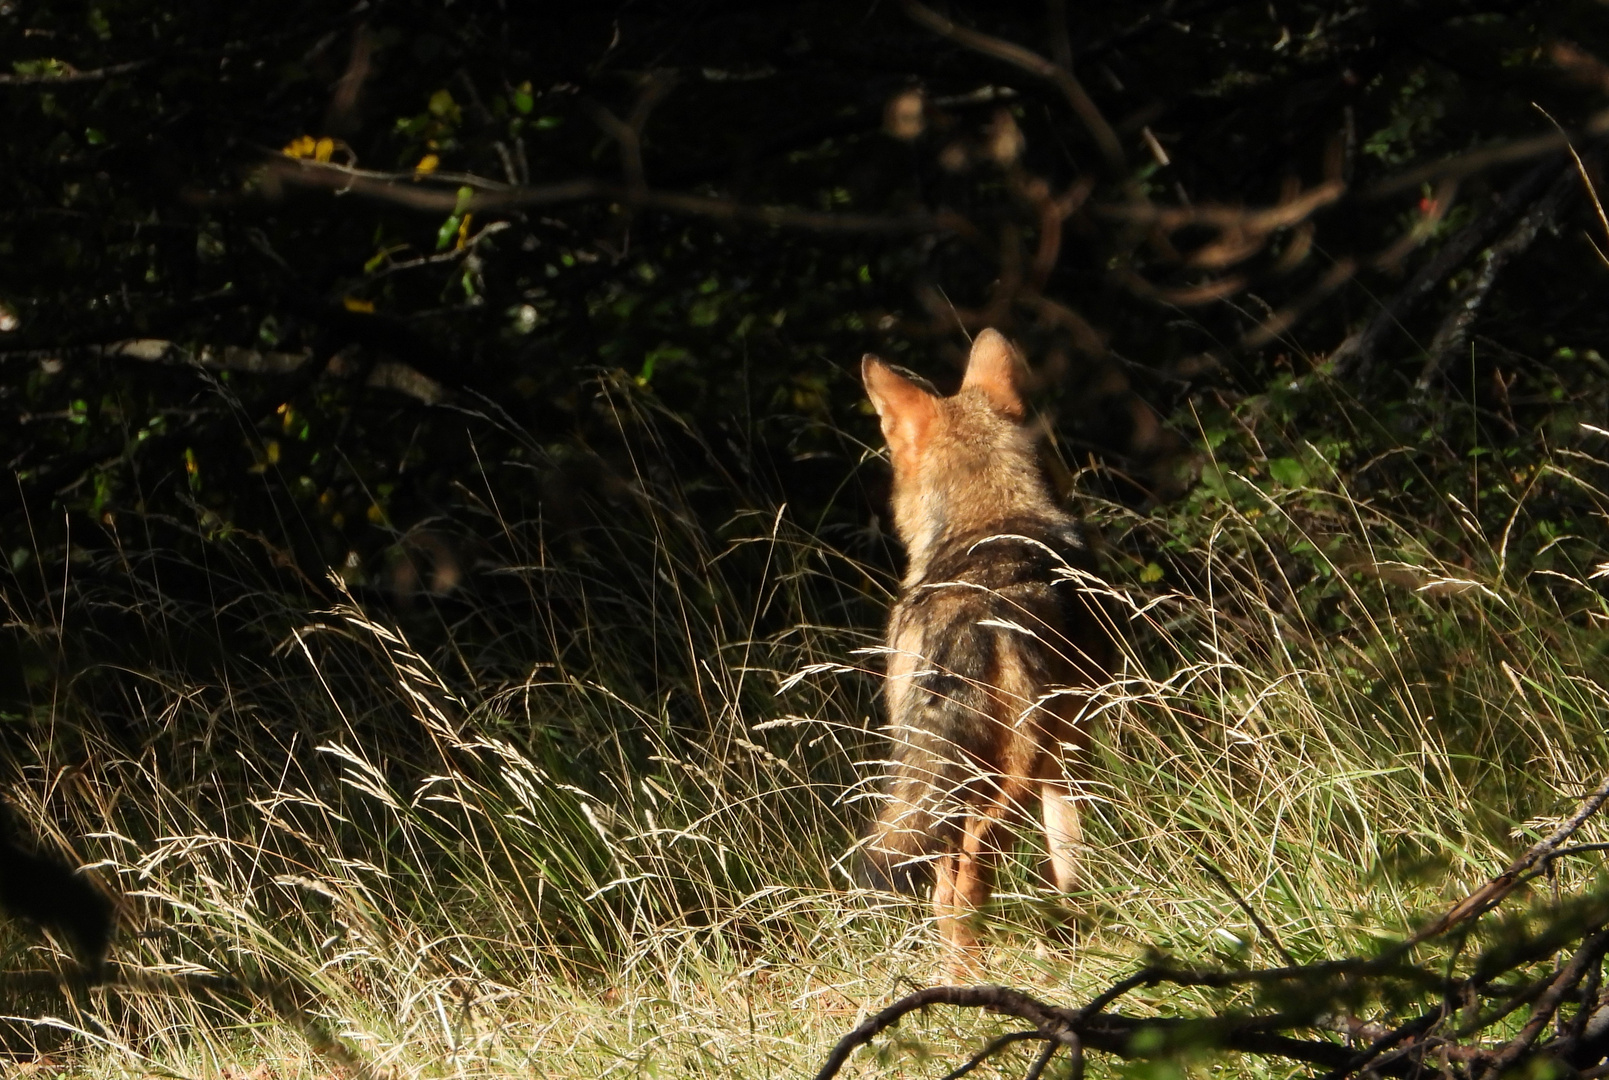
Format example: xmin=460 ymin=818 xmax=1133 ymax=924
xmin=860 ymin=329 xmax=1113 ymax=969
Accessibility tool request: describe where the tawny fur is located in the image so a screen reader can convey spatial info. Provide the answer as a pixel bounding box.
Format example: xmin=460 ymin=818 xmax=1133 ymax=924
xmin=859 ymin=329 xmax=1114 ymax=973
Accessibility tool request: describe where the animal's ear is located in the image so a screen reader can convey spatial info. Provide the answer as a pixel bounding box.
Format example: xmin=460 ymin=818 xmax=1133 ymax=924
xmin=960 ymin=328 xmax=1026 ymax=419
xmin=862 ymin=355 xmax=938 ymax=469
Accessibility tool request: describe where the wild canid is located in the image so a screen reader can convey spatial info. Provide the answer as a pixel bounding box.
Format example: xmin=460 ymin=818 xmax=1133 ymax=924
xmin=859 ymin=328 xmax=1114 ymax=971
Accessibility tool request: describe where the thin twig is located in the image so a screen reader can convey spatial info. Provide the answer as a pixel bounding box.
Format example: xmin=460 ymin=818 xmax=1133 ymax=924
xmin=1197 ymin=856 xmax=1299 ymax=966
xmin=1402 ymin=769 xmax=1609 ymax=949
xmin=1366 ymin=111 xmax=1609 ymax=197
xmin=1022 ymin=1037 xmax=1060 ymax=1080
xmin=1322 ymin=1011 xmax=1444 ymax=1080
xmin=1519 ymin=844 xmax=1609 ymax=886
xmin=938 ymin=1030 xmax=1043 ymax=1080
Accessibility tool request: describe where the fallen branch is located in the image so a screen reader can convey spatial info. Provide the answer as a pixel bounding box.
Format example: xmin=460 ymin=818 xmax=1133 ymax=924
xmin=819 ymin=771 xmax=1609 ymax=1080
xmin=1328 ymin=154 xmax=1571 ymax=381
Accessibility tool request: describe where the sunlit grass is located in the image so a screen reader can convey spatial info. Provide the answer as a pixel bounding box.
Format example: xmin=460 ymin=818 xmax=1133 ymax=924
xmin=4 ymin=390 xmax=1609 ymax=1078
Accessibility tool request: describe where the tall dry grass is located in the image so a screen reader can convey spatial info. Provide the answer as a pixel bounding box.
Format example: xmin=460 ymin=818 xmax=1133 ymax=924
xmin=3 ymin=381 xmax=1608 ymax=1077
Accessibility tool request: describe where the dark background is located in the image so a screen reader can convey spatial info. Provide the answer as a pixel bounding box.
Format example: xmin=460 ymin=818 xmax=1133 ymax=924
xmin=3 ymin=0 xmax=1608 ymax=780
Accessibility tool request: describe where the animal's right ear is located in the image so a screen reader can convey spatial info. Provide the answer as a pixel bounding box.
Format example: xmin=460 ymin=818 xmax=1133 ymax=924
xmin=862 ymin=355 xmax=937 ymax=470
xmin=960 ymin=328 xmax=1026 ymax=420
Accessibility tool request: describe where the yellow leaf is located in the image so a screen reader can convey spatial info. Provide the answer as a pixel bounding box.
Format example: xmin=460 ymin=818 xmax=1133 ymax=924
xmin=282 ymin=135 xmax=316 ymax=158
xmin=314 ymin=137 xmax=335 ymax=162
xmin=265 ymin=438 xmax=280 ymax=465
xmin=366 ymin=503 xmax=387 ymax=525
xmin=455 ymin=212 xmax=473 ymax=249
xmin=342 ymin=296 xmax=375 ymax=313
xmin=415 ymin=153 xmax=439 ymax=174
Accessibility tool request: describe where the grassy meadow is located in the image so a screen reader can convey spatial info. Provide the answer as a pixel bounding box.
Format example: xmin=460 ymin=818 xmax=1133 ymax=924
xmin=4 ymin=379 xmax=1609 ymax=1079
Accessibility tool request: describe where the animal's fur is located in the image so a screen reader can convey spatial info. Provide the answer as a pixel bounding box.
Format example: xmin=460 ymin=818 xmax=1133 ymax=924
xmin=859 ymin=329 xmax=1114 ymax=972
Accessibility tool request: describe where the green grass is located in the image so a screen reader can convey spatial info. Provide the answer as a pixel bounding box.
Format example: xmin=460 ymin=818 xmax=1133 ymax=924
xmin=5 ymin=390 xmax=1609 ymax=1078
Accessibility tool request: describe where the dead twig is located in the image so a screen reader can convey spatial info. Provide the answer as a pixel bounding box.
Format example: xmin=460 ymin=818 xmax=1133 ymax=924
xmin=937 ymin=1030 xmax=1042 ymax=1079
xmin=1477 ymin=929 xmax=1609 ymax=1080
xmin=1402 ymin=767 xmax=1609 ymax=949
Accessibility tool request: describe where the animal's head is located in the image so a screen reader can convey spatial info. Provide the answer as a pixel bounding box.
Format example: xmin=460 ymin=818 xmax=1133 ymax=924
xmin=862 ymin=330 xmax=1050 ymax=573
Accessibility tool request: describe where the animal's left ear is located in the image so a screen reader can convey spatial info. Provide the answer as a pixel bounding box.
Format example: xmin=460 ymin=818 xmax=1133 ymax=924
xmin=960 ymin=329 xmax=1026 ymax=419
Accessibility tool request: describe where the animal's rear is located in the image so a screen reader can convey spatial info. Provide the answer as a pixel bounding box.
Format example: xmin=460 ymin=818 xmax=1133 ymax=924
xmin=860 ymin=521 xmax=1105 ymax=895
xmin=858 ymin=607 xmax=1003 ymax=892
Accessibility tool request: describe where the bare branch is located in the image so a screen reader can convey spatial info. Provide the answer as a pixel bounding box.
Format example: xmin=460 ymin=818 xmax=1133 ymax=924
xmin=322 ymin=25 xmax=374 ymax=134
xmin=1365 ymin=110 xmax=1609 ymax=198
xmin=1415 ymin=163 xmax=1578 ymax=392
xmin=937 ymin=1030 xmax=1044 ymax=1080
xmin=1099 ymin=181 xmax=1346 ymax=234
xmin=813 ymin=985 xmax=1079 ymax=1080
xmin=580 ymin=71 xmax=678 ymax=199
xmin=261 ymin=157 xmax=944 ymax=234
xmin=900 ymin=0 xmax=1124 ymax=172
xmin=1403 ymin=766 xmax=1609 ymax=948
xmin=1478 ymin=930 xmax=1609 ymax=1080
xmin=0 ymin=59 xmax=148 ymax=85
xmin=1329 ymin=154 xmax=1569 ymax=381
xmin=820 ymin=777 xmax=1609 ymax=1080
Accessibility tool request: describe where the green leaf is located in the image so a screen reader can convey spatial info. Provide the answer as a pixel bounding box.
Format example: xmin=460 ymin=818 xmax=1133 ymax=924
xmin=427 ymin=88 xmax=461 ymax=124
xmin=1268 ymin=457 xmax=1308 ymax=487
xmin=435 ymin=215 xmax=462 ymax=251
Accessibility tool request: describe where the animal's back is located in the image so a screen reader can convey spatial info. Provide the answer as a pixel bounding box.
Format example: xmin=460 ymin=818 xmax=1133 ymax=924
xmin=864 ymin=510 xmax=1109 ymax=886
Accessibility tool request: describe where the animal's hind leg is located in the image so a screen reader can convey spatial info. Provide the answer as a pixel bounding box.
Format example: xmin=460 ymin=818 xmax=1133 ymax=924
xmin=1040 ymin=780 xmax=1082 ymax=895
xmin=932 ymin=850 xmax=967 ymax=960
xmin=937 ymin=812 xmax=1003 ymax=978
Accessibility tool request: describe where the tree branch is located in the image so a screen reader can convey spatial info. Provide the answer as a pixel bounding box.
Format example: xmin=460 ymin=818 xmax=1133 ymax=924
xmin=0 ymin=59 xmax=148 ymax=85
xmin=898 ymin=0 xmax=1124 ymax=172
xmin=261 ymin=158 xmax=945 ymax=234
xmin=1415 ymin=160 xmax=1580 ymax=392
xmin=821 ymin=774 xmax=1609 ymax=1080
xmin=1328 ymin=153 xmax=1570 ymax=381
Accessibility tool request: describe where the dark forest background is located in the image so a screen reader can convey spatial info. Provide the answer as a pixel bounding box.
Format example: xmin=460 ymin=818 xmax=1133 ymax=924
xmin=6 ymin=0 xmax=1607 ymax=679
